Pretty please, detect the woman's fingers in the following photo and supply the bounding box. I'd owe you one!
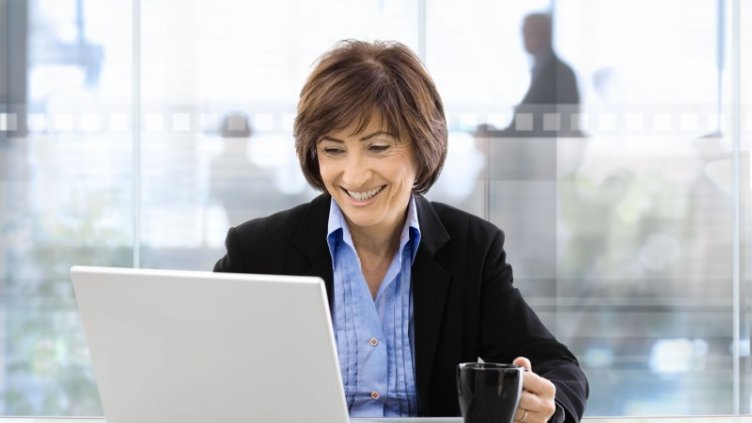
[512,356,557,422]
[513,356,532,370]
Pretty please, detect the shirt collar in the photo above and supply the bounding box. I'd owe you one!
[326,195,422,262]
[403,195,421,263]
[326,197,354,253]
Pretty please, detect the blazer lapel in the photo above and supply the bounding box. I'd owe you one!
[412,195,451,414]
[291,194,335,308]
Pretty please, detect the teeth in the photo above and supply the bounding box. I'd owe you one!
[347,186,382,201]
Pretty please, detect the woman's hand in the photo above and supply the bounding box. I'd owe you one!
[512,356,557,423]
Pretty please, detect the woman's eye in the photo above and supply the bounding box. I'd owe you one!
[369,145,390,153]
[322,147,344,156]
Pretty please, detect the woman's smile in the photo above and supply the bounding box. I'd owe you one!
[343,185,387,204]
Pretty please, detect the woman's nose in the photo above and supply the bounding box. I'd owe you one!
[342,155,371,187]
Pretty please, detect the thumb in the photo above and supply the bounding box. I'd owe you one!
[513,356,532,371]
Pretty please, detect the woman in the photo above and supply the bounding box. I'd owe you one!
[214,40,588,422]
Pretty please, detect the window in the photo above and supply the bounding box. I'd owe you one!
[0,0,749,416]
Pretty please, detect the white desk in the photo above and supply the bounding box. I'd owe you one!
[1,417,752,423]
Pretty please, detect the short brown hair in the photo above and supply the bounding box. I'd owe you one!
[294,39,447,194]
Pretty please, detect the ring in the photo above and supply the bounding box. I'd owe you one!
[520,408,529,422]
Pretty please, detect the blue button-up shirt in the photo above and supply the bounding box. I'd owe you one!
[326,196,421,417]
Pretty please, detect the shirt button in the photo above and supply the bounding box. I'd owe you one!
[369,337,379,347]
[371,390,380,400]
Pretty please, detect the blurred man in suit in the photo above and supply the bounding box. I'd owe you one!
[506,13,580,137]
[475,14,584,315]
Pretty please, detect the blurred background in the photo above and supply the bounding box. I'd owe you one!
[1,0,751,417]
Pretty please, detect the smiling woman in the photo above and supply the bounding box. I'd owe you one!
[213,39,588,421]
[317,117,416,232]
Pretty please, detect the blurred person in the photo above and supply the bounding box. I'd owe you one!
[504,12,581,137]
[209,112,288,226]
[214,40,588,422]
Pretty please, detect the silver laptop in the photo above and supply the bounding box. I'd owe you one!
[71,266,350,423]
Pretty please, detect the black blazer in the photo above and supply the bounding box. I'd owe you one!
[214,193,588,421]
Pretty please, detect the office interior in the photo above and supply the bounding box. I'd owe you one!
[0,0,751,418]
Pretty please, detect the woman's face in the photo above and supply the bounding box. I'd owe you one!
[317,114,417,235]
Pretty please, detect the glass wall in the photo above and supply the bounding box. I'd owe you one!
[0,0,749,416]
[1,0,133,414]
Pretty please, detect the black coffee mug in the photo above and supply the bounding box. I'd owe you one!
[456,362,524,423]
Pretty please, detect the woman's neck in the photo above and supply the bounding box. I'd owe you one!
[348,214,406,299]
[347,213,405,260]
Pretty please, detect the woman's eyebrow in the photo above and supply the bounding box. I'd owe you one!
[360,131,396,141]
[319,136,344,143]
[320,131,396,143]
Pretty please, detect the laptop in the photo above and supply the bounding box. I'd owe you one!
[71,266,351,423]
